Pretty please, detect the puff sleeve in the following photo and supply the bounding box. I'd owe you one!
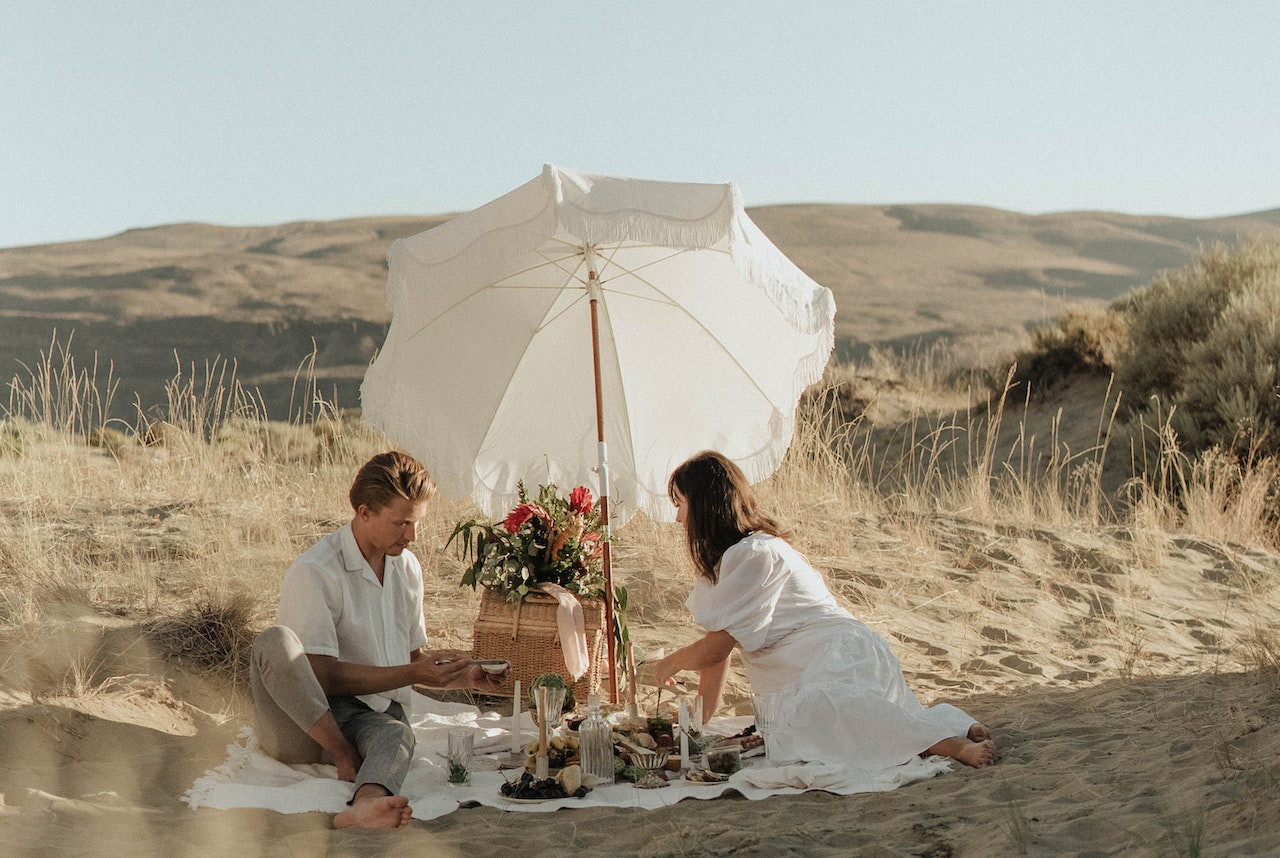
[686,536,788,653]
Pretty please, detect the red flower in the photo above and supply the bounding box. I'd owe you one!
[502,503,548,534]
[568,486,594,515]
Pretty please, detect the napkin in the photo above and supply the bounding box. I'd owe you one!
[736,763,850,791]
[536,582,590,680]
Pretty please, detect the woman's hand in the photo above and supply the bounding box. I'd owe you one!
[654,631,737,687]
[653,653,682,688]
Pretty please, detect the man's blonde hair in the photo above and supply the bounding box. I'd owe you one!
[349,451,435,512]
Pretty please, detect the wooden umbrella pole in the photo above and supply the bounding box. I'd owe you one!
[586,257,619,703]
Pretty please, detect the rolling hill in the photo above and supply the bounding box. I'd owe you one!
[2,205,1278,419]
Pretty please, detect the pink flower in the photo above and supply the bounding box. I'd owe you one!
[502,503,548,534]
[569,486,594,515]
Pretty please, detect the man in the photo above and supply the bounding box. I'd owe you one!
[250,451,496,828]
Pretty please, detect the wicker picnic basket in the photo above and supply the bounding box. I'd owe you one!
[471,587,607,702]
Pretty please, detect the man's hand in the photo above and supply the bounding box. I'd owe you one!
[412,650,507,690]
[333,746,363,782]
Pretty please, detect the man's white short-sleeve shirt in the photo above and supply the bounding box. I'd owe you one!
[276,522,428,713]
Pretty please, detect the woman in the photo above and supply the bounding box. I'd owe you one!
[654,451,995,771]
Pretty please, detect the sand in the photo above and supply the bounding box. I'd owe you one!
[4,516,1279,858]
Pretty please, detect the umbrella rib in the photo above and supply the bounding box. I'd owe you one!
[539,291,589,332]
[488,248,584,289]
[403,249,586,343]
[597,243,732,281]
[593,244,736,309]
[602,260,780,409]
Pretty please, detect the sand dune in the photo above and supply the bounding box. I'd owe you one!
[3,493,1279,856]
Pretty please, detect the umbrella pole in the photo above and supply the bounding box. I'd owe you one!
[587,262,619,703]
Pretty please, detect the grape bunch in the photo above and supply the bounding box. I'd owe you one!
[500,771,589,800]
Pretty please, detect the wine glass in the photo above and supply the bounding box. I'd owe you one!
[750,691,785,764]
[535,685,568,731]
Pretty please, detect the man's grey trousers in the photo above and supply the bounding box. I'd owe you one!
[249,625,415,797]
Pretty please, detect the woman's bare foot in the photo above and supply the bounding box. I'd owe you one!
[333,790,413,829]
[926,736,997,768]
[953,738,996,767]
[967,723,992,743]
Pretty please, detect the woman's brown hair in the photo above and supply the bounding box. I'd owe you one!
[667,450,788,583]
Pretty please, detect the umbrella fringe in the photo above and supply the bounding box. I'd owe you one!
[730,217,839,339]
[554,191,738,253]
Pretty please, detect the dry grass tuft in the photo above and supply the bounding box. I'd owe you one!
[146,591,267,683]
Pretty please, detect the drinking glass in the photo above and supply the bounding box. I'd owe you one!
[447,729,474,785]
[750,692,785,764]
[534,685,568,730]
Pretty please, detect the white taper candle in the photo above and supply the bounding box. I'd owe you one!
[511,679,522,755]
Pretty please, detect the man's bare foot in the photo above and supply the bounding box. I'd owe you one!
[967,723,992,743]
[333,793,412,829]
[926,736,997,768]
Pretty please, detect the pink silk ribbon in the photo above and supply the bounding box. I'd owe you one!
[536,582,590,680]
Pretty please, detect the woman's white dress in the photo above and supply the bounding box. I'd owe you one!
[687,532,974,773]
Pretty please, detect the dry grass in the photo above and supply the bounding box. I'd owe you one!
[4,328,1280,858]
[2,329,1280,717]
[146,592,269,683]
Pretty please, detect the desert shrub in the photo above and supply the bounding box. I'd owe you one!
[213,415,318,463]
[0,419,24,457]
[1177,282,1280,456]
[146,590,266,682]
[1006,307,1129,399]
[312,409,384,464]
[138,418,204,454]
[87,425,134,456]
[1117,241,1280,459]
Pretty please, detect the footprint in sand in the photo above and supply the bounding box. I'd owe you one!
[999,654,1044,675]
[980,626,1020,644]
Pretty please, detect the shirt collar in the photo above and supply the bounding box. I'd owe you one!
[338,522,389,585]
[337,525,376,583]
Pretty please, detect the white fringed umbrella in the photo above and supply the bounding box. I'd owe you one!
[361,164,836,697]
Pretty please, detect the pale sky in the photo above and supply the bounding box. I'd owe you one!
[3,2,1278,250]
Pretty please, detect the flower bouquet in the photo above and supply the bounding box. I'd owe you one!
[450,482,607,601]
[450,482,629,702]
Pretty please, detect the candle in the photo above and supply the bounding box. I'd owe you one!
[535,685,550,779]
[510,679,522,755]
[678,700,690,771]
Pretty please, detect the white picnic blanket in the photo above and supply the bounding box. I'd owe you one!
[183,692,954,820]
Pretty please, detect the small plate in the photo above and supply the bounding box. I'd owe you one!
[681,770,731,785]
[476,659,510,674]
